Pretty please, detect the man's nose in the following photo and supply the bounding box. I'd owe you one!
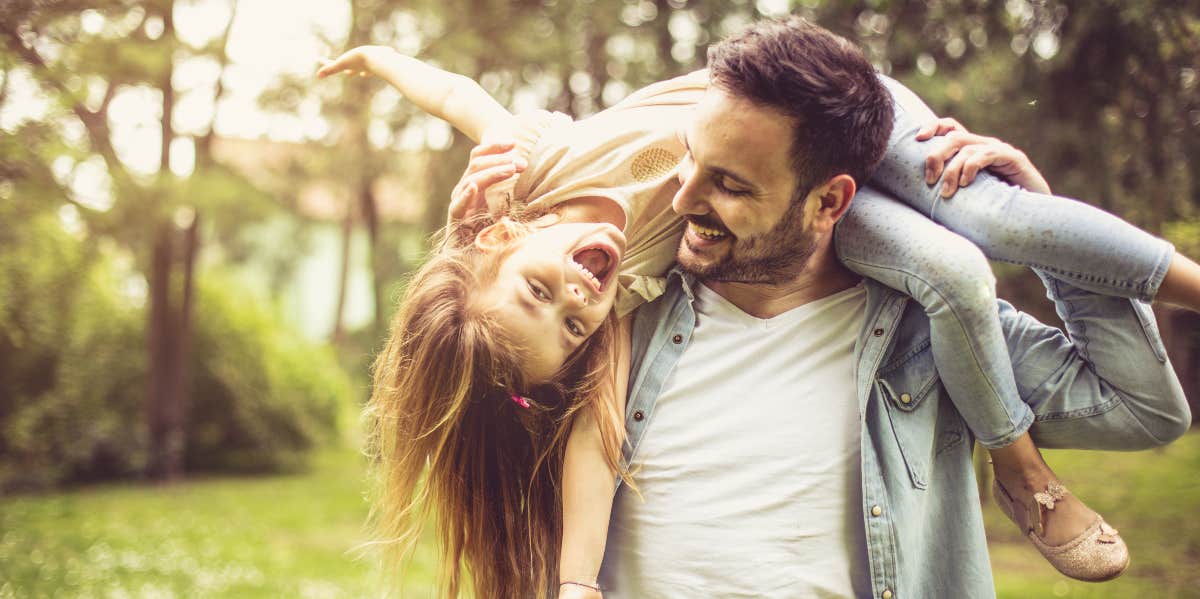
[672,168,705,216]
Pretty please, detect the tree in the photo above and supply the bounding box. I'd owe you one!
[1,0,267,480]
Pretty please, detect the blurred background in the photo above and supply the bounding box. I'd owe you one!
[1,0,1198,597]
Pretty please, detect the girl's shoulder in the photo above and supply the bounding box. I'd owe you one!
[609,70,709,112]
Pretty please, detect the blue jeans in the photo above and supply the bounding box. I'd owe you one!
[834,76,1177,449]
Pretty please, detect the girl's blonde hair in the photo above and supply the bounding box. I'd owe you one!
[366,212,627,598]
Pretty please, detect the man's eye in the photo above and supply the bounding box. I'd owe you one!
[528,280,550,301]
[566,318,585,337]
[716,176,750,196]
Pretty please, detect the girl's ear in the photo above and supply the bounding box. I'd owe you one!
[474,218,518,252]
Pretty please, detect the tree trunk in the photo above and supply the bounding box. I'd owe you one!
[332,206,354,345]
[147,1,188,481]
[359,177,383,338]
[146,223,180,480]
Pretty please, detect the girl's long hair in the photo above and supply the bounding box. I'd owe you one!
[366,212,625,598]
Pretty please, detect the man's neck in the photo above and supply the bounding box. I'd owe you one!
[702,245,862,319]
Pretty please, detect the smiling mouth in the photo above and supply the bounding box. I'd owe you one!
[571,245,616,293]
[688,220,731,241]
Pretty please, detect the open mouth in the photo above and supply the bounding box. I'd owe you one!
[689,220,731,241]
[570,244,618,293]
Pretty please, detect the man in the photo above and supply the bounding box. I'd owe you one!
[591,17,1190,598]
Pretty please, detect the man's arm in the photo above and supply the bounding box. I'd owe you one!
[317,46,514,142]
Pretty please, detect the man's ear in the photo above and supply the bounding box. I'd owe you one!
[475,219,518,252]
[809,174,857,232]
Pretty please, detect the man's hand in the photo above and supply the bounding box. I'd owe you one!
[316,45,394,79]
[447,140,527,224]
[917,117,1051,197]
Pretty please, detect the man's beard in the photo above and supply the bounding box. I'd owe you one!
[676,199,819,285]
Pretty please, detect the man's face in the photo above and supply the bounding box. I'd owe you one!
[672,87,820,284]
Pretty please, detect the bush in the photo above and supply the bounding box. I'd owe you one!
[187,271,352,474]
[0,213,355,491]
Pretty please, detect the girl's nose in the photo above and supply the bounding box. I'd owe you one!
[567,283,589,306]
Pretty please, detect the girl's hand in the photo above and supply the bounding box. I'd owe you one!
[316,45,395,79]
[917,117,1052,197]
[447,140,528,224]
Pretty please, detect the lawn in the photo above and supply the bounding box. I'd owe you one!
[2,435,1198,598]
[0,449,438,598]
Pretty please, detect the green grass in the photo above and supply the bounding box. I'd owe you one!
[988,433,1200,599]
[0,448,438,598]
[2,435,1199,598]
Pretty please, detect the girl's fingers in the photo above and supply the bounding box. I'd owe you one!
[448,163,523,221]
[467,163,522,192]
[464,151,526,175]
[940,145,977,198]
[915,117,966,141]
[958,150,992,188]
[470,140,518,159]
[925,131,988,185]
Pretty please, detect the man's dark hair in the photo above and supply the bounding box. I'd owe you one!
[707,16,894,196]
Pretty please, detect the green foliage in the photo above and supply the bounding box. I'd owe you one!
[0,204,146,490]
[187,270,352,474]
[0,212,354,490]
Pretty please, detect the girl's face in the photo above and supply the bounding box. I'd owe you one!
[477,220,626,383]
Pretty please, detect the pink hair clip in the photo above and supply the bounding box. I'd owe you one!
[510,393,531,409]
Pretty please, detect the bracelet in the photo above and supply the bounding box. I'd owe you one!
[560,580,602,592]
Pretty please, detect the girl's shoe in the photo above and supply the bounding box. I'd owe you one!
[991,479,1129,582]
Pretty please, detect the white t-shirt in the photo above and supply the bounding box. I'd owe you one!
[600,282,872,599]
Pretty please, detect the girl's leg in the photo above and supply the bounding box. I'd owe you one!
[836,190,1110,550]
[837,188,1032,448]
[873,75,1176,304]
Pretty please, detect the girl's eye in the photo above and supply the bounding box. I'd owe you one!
[528,280,550,302]
[566,318,585,337]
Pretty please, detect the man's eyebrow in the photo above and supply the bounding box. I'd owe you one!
[682,131,757,189]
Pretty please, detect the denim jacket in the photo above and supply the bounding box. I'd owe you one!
[605,267,1189,598]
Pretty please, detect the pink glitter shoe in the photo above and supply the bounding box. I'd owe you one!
[992,479,1129,582]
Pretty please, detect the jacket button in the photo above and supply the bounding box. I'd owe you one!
[672,334,683,344]
[871,505,882,517]
[633,410,645,422]
[873,328,884,337]
[881,590,893,599]
[899,393,912,405]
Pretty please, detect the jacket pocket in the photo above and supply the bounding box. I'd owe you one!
[876,338,941,489]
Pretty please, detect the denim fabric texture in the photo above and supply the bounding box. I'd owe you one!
[605,268,1189,598]
[834,75,1175,449]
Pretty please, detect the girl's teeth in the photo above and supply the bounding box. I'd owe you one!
[572,259,601,288]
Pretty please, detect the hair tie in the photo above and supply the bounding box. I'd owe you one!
[510,393,531,409]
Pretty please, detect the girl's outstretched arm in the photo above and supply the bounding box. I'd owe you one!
[317,45,514,143]
[559,316,633,599]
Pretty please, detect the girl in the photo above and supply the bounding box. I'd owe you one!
[318,25,1200,599]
